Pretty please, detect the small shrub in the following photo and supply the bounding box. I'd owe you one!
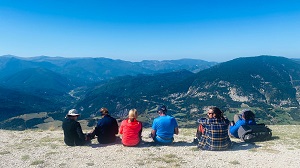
[48,125,56,131]
[86,162,94,166]
[190,147,198,151]
[21,155,30,161]
[46,151,58,156]
[59,163,67,167]
[21,138,32,142]
[0,151,10,155]
[229,160,240,165]
[248,148,258,152]
[31,160,44,165]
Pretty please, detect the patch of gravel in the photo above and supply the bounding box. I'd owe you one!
[0,126,299,168]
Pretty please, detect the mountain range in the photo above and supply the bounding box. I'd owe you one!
[0,55,299,129]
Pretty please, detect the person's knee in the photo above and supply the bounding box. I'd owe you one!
[233,114,241,123]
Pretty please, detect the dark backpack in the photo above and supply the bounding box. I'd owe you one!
[238,124,272,142]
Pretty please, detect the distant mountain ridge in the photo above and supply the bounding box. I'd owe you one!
[188,56,300,107]
[0,55,216,128]
[75,56,300,126]
[1,55,300,129]
[0,55,217,83]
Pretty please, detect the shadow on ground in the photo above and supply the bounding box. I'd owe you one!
[230,141,261,151]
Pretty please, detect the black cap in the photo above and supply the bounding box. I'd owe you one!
[157,105,167,113]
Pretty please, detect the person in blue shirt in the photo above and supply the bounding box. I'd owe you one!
[229,109,257,138]
[151,105,179,145]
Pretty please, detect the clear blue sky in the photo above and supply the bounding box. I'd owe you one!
[1,0,300,62]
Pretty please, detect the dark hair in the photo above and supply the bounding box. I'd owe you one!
[243,110,255,121]
[209,107,225,120]
[157,105,167,114]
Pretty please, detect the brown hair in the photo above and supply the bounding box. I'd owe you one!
[100,107,108,115]
[209,107,225,120]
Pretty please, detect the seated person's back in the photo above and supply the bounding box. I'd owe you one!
[197,107,231,151]
[62,109,88,146]
[229,109,256,138]
[119,109,142,146]
[151,105,179,145]
[94,108,118,144]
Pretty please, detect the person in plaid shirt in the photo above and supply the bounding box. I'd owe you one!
[197,107,231,150]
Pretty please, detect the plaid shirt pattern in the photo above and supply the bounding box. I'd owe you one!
[197,118,231,151]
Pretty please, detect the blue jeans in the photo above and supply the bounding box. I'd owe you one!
[153,136,174,145]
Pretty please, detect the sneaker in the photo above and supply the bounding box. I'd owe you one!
[193,138,199,144]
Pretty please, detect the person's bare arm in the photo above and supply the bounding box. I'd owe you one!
[174,127,179,135]
[151,129,156,138]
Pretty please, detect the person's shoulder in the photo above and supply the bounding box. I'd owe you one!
[153,116,162,123]
[62,118,69,122]
[73,120,81,126]
[109,115,117,120]
[169,115,177,121]
[121,119,129,124]
[137,120,142,125]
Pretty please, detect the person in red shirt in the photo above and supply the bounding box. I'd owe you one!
[119,109,142,146]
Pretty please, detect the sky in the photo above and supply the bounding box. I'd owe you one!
[1,0,300,62]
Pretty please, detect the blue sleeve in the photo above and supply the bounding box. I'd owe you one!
[229,119,244,135]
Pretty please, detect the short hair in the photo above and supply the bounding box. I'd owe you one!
[100,107,109,114]
[157,105,167,114]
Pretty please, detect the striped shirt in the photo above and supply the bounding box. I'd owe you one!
[197,118,231,151]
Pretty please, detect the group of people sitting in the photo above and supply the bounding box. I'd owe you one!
[62,105,256,150]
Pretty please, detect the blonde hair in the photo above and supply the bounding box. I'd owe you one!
[128,109,138,121]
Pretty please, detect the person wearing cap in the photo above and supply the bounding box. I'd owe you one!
[62,109,89,146]
[92,107,118,144]
[119,109,143,146]
[151,105,179,145]
[229,109,257,138]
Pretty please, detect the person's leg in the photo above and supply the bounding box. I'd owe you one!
[152,136,158,143]
[233,114,242,123]
[154,136,173,145]
[196,128,202,139]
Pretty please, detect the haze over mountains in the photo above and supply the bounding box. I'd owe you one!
[0,55,300,129]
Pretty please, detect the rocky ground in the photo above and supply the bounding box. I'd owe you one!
[0,125,299,168]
